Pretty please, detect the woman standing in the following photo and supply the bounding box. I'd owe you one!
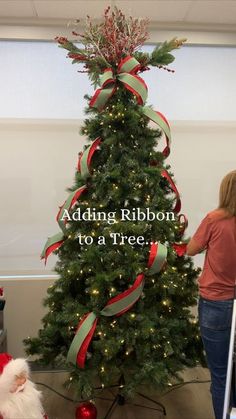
[187,170,236,419]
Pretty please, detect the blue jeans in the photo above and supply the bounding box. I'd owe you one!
[198,297,234,419]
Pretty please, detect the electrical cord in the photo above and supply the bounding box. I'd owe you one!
[161,379,211,396]
[36,382,117,404]
[35,382,77,403]
[36,379,211,403]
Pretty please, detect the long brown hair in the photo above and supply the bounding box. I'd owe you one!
[218,170,236,217]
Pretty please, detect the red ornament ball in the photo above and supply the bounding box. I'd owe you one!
[75,402,97,419]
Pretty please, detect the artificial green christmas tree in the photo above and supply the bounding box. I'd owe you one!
[25,7,204,399]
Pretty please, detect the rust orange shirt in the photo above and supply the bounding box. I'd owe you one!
[192,211,236,300]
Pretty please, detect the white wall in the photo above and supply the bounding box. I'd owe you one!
[0,120,84,275]
[169,121,236,268]
[1,277,54,357]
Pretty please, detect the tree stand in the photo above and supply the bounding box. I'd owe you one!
[97,375,166,419]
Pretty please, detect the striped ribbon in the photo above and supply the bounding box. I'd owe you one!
[90,56,148,111]
[78,138,101,179]
[142,106,171,158]
[41,186,87,263]
[147,242,168,275]
[67,241,167,368]
[41,232,65,265]
[56,186,87,233]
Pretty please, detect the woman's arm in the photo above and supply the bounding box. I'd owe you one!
[186,214,212,256]
[186,238,204,256]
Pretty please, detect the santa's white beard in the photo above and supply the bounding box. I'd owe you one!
[0,379,45,419]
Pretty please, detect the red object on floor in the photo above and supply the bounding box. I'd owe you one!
[75,401,97,418]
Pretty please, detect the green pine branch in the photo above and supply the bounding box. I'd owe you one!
[149,38,187,67]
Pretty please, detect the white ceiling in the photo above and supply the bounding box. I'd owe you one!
[0,0,236,29]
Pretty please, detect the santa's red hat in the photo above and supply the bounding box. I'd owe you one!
[0,353,29,387]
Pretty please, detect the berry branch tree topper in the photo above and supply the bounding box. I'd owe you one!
[55,6,186,86]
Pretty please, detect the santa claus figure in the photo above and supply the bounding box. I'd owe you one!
[0,353,48,419]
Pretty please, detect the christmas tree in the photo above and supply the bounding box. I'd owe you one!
[25,7,204,399]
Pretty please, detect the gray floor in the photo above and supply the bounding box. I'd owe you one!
[32,367,214,419]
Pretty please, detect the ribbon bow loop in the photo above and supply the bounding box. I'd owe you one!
[117,56,141,74]
[99,68,115,88]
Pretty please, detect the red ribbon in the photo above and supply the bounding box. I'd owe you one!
[161,169,181,213]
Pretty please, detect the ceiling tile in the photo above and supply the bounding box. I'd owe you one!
[115,0,193,22]
[34,0,109,19]
[0,1,36,17]
[1,0,236,27]
[34,0,193,22]
[186,0,236,24]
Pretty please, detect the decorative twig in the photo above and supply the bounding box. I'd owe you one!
[55,6,186,84]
